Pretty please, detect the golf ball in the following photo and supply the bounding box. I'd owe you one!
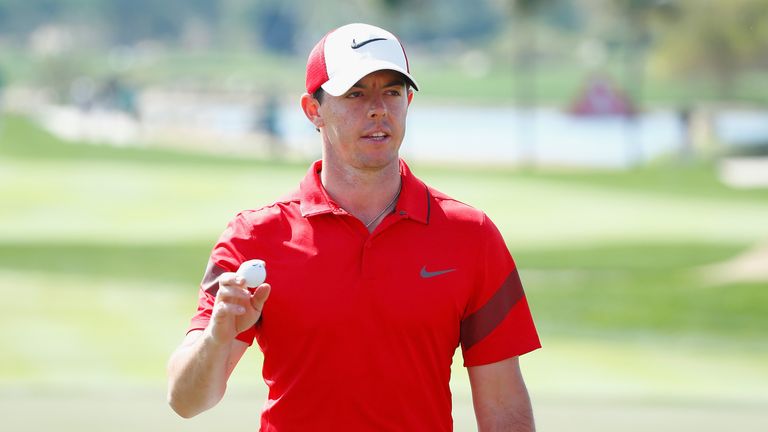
[237,259,267,287]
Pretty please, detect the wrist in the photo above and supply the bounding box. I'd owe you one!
[201,326,233,349]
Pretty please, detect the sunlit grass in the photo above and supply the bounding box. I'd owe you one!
[4,47,768,105]
[1,114,767,430]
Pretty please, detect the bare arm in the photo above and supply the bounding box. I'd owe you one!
[468,356,535,432]
[167,273,270,418]
[166,330,248,417]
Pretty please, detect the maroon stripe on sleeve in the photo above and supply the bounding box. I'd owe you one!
[202,260,228,296]
[461,268,525,351]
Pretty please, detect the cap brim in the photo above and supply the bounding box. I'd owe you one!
[321,60,419,97]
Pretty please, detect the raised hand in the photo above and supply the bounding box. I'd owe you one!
[208,273,271,344]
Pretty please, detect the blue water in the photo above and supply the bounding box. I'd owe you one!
[275,105,768,168]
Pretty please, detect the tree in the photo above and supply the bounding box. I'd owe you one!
[507,0,558,167]
[611,0,678,108]
[102,0,222,45]
[608,0,679,164]
[246,1,299,54]
[650,0,768,98]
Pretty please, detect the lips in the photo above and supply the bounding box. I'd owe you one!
[362,130,390,141]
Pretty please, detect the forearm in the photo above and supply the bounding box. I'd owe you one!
[168,273,268,417]
[469,357,536,432]
[166,330,233,418]
[475,391,535,432]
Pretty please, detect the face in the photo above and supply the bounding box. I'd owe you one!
[302,70,414,173]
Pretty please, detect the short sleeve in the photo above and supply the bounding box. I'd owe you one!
[186,213,258,346]
[460,214,541,366]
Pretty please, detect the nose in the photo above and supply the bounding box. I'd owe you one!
[367,95,387,119]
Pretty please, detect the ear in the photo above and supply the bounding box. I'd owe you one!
[300,93,324,129]
[407,88,414,106]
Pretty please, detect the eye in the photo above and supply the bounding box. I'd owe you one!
[345,91,363,98]
[386,89,402,96]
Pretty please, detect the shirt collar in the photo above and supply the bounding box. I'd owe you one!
[298,160,339,217]
[395,159,430,225]
[298,159,430,225]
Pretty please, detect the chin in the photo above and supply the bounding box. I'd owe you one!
[356,153,399,171]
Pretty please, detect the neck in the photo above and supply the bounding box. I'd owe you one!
[320,159,402,230]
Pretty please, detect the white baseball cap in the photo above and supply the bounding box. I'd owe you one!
[305,23,419,97]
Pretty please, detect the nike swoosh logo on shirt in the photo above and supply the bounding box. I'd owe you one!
[420,266,456,279]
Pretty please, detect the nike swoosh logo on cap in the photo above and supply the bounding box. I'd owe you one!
[420,266,456,279]
[351,37,387,49]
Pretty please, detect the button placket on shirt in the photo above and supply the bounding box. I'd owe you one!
[360,208,411,280]
[360,235,376,281]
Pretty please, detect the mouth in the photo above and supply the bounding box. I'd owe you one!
[362,131,390,142]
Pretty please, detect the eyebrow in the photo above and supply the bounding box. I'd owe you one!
[350,79,406,89]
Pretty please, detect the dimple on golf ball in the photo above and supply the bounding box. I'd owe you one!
[237,259,267,287]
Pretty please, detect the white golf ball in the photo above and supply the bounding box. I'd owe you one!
[237,259,267,287]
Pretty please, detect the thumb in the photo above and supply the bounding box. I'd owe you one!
[250,283,271,313]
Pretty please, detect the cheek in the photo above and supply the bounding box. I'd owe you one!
[327,106,356,128]
[390,100,409,119]
[391,107,409,131]
[325,109,359,143]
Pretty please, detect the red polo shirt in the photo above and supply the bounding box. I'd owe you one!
[189,159,540,431]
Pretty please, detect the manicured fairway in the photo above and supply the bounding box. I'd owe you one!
[2,114,767,431]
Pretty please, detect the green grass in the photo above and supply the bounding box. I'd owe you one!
[0,114,304,168]
[2,112,767,340]
[0,242,211,286]
[1,113,767,430]
[1,241,764,341]
[4,47,768,106]
[524,252,768,339]
[416,160,768,203]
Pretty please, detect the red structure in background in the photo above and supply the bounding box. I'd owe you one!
[569,74,636,117]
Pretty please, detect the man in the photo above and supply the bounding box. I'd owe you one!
[167,23,541,431]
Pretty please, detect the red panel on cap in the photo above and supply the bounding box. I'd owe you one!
[305,33,331,94]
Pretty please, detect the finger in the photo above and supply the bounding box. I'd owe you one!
[250,283,271,312]
[216,283,250,302]
[218,272,246,289]
[216,273,249,301]
[213,300,247,317]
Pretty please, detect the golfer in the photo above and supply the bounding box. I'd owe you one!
[168,23,541,431]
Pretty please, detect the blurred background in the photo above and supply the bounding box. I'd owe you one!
[1,0,767,431]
